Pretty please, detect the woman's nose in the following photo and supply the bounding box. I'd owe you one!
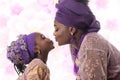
[53,32,56,36]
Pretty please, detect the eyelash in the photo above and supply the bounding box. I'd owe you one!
[55,29,58,32]
[41,35,46,39]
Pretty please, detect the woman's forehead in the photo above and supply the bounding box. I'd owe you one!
[54,20,61,25]
[54,20,68,28]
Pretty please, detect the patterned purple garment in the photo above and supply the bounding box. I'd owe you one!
[70,32,120,80]
[7,33,36,65]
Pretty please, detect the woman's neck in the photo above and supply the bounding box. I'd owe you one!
[72,30,83,49]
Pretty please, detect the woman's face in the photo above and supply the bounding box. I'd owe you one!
[35,33,54,53]
[54,20,71,45]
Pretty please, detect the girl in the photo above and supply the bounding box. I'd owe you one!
[7,32,54,80]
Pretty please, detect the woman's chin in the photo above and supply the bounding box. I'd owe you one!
[58,42,68,46]
[58,43,65,46]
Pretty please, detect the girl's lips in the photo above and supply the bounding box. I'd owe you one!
[50,40,54,45]
[50,42,55,48]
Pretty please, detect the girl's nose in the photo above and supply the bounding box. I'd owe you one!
[45,36,51,41]
[46,38,53,43]
[45,34,50,39]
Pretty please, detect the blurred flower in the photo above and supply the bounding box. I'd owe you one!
[0,15,9,27]
[95,0,108,9]
[105,19,119,31]
[11,4,23,15]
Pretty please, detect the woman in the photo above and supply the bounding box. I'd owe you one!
[7,32,54,80]
[53,0,120,80]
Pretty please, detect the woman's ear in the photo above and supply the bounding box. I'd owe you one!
[68,27,76,35]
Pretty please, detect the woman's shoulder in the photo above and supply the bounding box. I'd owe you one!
[83,32,106,44]
[85,32,104,40]
[81,32,109,50]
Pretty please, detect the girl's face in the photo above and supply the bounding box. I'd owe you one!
[35,33,54,54]
[54,20,71,45]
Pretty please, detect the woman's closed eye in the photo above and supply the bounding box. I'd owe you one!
[55,29,58,32]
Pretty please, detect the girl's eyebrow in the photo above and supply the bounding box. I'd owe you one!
[40,34,46,38]
[40,33,43,36]
[39,34,43,37]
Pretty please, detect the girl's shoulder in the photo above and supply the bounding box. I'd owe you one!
[17,59,50,80]
[27,59,48,71]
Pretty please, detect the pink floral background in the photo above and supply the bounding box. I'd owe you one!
[0,0,120,80]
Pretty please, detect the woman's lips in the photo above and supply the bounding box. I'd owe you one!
[55,37,57,41]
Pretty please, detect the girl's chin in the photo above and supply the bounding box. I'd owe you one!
[50,46,55,50]
[51,46,55,49]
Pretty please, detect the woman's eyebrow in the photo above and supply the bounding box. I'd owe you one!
[54,24,57,27]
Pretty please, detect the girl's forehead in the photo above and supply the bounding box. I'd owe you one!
[36,33,42,36]
[36,33,42,38]
[36,33,45,38]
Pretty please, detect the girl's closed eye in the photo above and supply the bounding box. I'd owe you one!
[41,35,46,39]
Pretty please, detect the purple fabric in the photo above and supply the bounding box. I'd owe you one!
[108,73,120,80]
[7,32,36,65]
[73,33,87,74]
[55,0,100,32]
[24,32,36,59]
[73,48,79,74]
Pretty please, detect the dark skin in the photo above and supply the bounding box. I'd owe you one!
[34,33,54,63]
[15,32,54,74]
[54,20,83,49]
[70,28,84,49]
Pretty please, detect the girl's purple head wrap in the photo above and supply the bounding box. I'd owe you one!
[7,32,36,65]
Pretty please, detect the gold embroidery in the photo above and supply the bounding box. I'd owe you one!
[75,58,79,66]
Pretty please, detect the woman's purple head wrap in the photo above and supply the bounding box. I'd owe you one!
[7,32,36,65]
[55,0,100,32]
